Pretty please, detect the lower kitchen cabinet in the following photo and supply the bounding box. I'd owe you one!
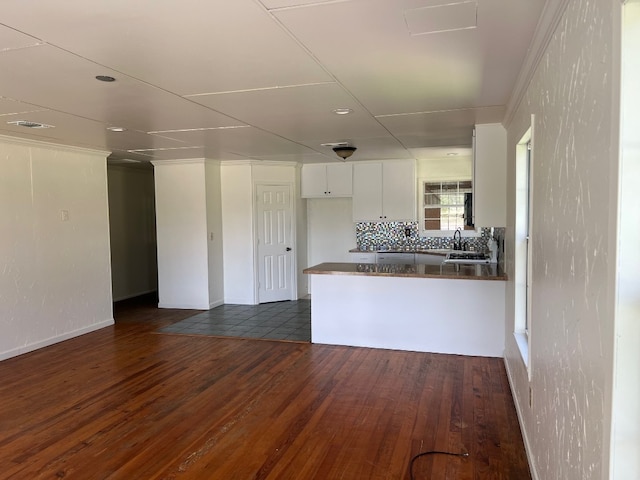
[350,252,377,263]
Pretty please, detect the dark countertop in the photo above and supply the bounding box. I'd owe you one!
[303,262,507,281]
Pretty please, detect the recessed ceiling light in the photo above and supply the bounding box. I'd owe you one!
[332,108,353,115]
[107,126,127,132]
[96,75,116,82]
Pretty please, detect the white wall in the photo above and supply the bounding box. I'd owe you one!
[153,160,211,309]
[295,166,308,297]
[416,155,472,181]
[221,163,255,304]
[307,198,354,267]
[504,1,619,479]
[0,136,113,361]
[221,162,301,304]
[205,160,224,307]
[107,164,157,301]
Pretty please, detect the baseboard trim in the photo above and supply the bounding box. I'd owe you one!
[112,289,157,302]
[504,357,539,480]
[209,299,224,309]
[222,298,256,306]
[158,302,211,310]
[0,319,114,362]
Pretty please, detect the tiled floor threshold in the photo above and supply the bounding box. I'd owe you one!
[158,299,311,342]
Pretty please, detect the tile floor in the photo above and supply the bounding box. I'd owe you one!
[158,299,311,342]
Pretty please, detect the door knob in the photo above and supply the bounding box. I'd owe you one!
[286,247,292,251]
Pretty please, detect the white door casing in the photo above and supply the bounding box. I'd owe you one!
[256,184,294,303]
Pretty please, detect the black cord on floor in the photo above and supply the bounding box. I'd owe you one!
[409,450,469,480]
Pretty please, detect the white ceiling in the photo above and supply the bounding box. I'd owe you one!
[0,0,548,164]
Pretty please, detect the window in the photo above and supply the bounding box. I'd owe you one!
[524,142,532,338]
[422,180,473,231]
[514,122,533,373]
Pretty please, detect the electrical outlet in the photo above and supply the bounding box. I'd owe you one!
[60,210,69,222]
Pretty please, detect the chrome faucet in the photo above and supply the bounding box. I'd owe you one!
[452,228,462,250]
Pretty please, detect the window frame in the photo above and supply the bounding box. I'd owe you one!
[514,120,534,376]
[417,177,480,237]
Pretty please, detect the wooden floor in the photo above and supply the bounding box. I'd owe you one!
[0,296,530,480]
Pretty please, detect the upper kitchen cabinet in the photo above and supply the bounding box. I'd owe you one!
[301,163,353,198]
[352,160,416,222]
[473,124,507,227]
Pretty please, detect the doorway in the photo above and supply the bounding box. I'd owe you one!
[107,161,158,305]
[255,183,295,304]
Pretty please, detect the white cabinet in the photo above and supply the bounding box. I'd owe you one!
[301,163,352,198]
[352,160,416,222]
[376,252,415,264]
[415,253,445,265]
[350,252,376,263]
[474,124,506,227]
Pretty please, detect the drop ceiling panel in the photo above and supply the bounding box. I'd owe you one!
[377,106,504,136]
[0,0,548,164]
[0,97,45,116]
[396,129,474,149]
[260,0,351,9]
[0,25,41,51]
[0,110,187,152]
[157,126,318,158]
[0,0,332,96]
[190,83,389,141]
[404,1,477,36]
[252,152,336,164]
[273,0,544,115]
[0,45,243,133]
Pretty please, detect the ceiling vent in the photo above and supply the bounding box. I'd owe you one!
[7,120,54,129]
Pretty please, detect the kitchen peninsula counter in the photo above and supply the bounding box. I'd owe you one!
[303,262,507,281]
[304,262,506,357]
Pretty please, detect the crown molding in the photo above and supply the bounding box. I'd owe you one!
[0,133,110,158]
[150,158,206,166]
[253,160,299,167]
[503,0,571,128]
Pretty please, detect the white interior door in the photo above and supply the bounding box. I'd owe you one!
[256,184,293,303]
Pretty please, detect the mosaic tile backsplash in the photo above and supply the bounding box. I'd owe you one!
[355,222,505,256]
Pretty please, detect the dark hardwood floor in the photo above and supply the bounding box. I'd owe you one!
[0,295,530,479]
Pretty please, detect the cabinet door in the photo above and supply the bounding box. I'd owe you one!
[382,160,416,221]
[352,163,383,221]
[415,253,445,265]
[350,252,376,263]
[326,163,353,196]
[301,164,328,197]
